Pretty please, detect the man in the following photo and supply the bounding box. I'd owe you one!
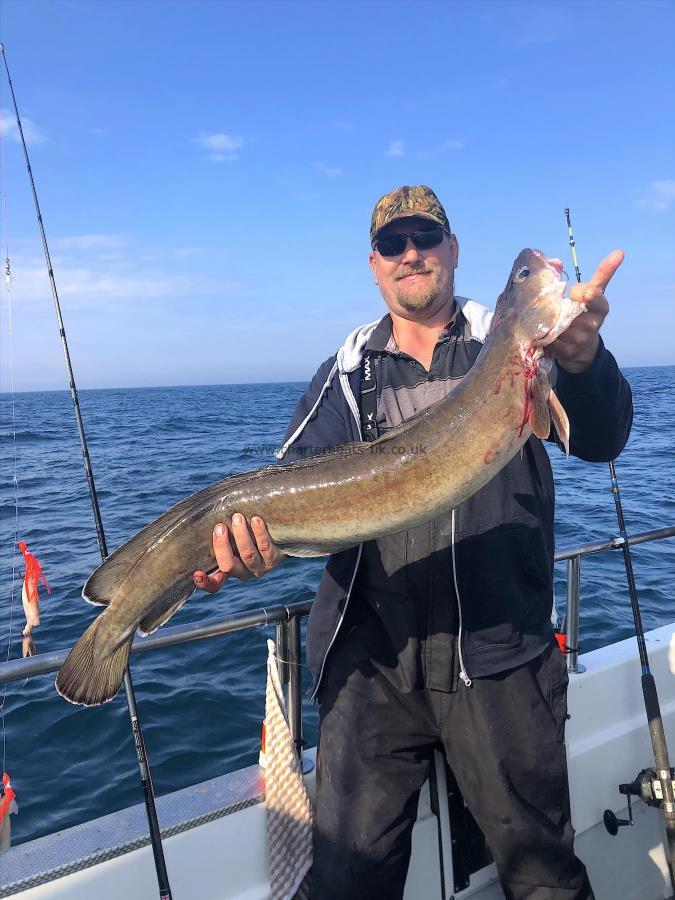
[194,186,632,899]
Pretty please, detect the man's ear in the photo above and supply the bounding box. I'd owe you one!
[450,233,459,270]
[369,251,378,284]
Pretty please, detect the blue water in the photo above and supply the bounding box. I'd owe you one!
[0,369,673,846]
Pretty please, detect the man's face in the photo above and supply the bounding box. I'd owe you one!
[368,215,459,320]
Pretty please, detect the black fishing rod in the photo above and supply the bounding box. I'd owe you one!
[1,44,173,899]
[565,208,675,890]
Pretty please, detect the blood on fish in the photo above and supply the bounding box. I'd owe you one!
[484,433,504,466]
[518,348,538,437]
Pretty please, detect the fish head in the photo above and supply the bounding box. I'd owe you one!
[493,249,585,350]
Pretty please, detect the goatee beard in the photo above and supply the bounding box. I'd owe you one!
[394,270,442,312]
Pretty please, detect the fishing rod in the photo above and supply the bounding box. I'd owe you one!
[564,208,675,890]
[0,44,173,899]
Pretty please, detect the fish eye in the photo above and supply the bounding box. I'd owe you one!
[514,266,531,282]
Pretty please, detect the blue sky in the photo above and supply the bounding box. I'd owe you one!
[0,0,673,391]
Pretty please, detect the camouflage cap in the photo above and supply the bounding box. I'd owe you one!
[370,185,450,246]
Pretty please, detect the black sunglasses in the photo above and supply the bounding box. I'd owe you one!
[373,226,449,258]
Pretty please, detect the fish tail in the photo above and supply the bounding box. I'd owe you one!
[55,616,131,706]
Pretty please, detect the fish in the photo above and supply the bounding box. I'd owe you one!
[55,248,584,706]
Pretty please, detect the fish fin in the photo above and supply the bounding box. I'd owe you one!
[80,471,263,605]
[82,532,163,605]
[55,616,131,706]
[548,389,570,456]
[138,586,196,636]
[528,370,551,440]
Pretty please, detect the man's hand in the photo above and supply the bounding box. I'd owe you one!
[548,249,624,374]
[193,514,285,593]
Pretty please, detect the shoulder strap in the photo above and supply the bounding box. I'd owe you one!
[359,354,379,442]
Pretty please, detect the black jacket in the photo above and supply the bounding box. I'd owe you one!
[276,302,633,699]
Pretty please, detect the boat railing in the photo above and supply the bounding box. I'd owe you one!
[555,523,675,674]
[1,523,674,753]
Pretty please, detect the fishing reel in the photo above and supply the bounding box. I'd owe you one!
[604,767,675,835]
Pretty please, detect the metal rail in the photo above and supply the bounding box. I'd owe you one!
[557,524,675,674]
[1,525,674,741]
[0,600,313,752]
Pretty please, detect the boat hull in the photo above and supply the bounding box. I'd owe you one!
[3,624,674,900]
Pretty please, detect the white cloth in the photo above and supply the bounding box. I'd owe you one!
[264,639,313,900]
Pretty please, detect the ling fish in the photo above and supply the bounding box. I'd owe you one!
[56,249,583,706]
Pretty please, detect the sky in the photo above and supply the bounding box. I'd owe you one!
[0,0,673,392]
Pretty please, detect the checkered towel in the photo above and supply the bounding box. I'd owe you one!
[265,639,313,900]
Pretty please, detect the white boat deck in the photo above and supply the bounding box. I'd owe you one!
[1,624,674,900]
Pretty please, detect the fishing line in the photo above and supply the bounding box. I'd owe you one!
[272,652,312,673]
[0,44,172,899]
[0,188,21,776]
[564,207,675,890]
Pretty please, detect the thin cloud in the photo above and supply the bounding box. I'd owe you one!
[500,4,569,48]
[386,140,405,157]
[174,247,205,258]
[5,256,242,311]
[417,139,464,159]
[296,193,320,203]
[193,131,247,162]
[54,234,127,251]
[315,161,343,177]
[0,107,46,145]
[636,180,675,212]
[652,180,675,208]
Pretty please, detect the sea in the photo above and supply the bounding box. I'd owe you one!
[1,367,674,847]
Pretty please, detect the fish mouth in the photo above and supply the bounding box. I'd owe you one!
[529,251,586,347]
[532,250,566,280]
[539,282,587,347]
[546,256,564,276]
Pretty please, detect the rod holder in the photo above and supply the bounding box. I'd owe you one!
[566,555,585,674]
[287,615,303,758]
[275,620,289,686]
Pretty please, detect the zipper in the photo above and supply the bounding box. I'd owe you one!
[310,374,364,701]
[451,508,472,687]
[309,544,363,700]
[340,370,362,431]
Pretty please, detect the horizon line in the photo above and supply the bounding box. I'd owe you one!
[1,363,674,396]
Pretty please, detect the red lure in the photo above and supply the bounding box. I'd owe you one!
[18,540,51,605]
